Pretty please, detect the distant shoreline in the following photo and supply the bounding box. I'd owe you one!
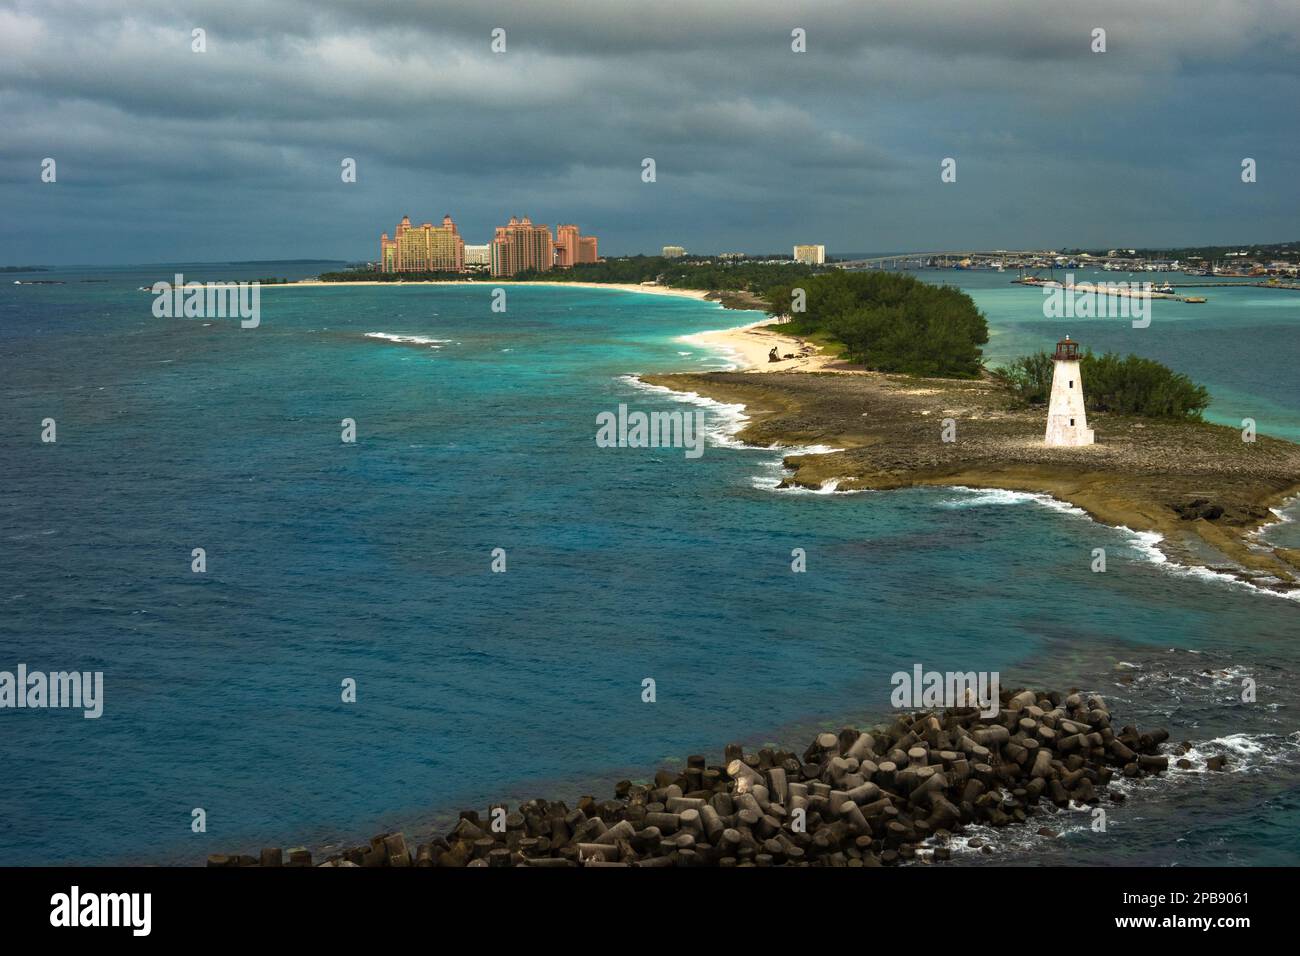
[264,278,775,312]
[267,278,712,300]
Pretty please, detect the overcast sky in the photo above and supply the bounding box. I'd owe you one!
[2,0,1298,264]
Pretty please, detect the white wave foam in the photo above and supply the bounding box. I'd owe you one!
[921,801,1094,862]
[1267,507,1294,524]
[676,330,746,371]
[619,374,750,447]
[766,476,868,495]
[621,374,857,494]
[1124,662,1257,695]
[789,443,844,457]
[939,486,1088,518]
[1134,548,1300,602]
[1095,732,1300,812]
[939,490,1297,601]
[364,332,449,348]
[1162,732,1300,779]
[1115,525,1167,564]
[1250,494,1300,544]
[748,440,851,492]
[935,731,1299,860]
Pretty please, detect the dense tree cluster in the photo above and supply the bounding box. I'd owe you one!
[766,271,989,378]
[996,351,1210,420]
[317,257,826,291]
[514,256,824,291]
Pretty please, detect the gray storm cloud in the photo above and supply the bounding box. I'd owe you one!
[1,0,1297,262]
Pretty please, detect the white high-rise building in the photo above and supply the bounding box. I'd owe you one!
[1044,336,1095,447]
[463,244,491,268]
[662,245,686,258]
[793,244,826,265]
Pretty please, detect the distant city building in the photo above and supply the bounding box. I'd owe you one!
[556,224,599,267]
[488,218,599,275]
[556,225,578,267]
[491,216,555,277]
[663,245,686,258]
[793,244,826,265]
[381,215,464,273]
[377,215,596,277]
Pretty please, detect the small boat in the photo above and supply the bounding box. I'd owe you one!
[1182,296,1207,303]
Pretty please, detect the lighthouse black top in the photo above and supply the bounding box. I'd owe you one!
[1052,336,1081,361]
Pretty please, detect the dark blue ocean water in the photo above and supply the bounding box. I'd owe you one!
[1,264,1297,865]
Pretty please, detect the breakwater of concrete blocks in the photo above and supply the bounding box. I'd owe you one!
[207,687,1176,868]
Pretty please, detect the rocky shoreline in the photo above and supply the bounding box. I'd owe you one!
[641,365,1300,594]
[206,687,1191,868]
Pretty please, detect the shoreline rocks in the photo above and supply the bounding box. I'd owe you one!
[638,368,1300,594]
[208,687,1174,868]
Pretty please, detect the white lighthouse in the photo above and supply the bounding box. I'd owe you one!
[1044,335,1095,447]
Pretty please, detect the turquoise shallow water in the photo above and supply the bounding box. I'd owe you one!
[0,264,1297,865]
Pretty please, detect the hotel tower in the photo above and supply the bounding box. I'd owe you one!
[490,216,555,277]
[380,215,465,273]
[554,224,599,268]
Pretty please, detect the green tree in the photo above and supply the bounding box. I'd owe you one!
[995,350,1210,420]
[766,271,989,377]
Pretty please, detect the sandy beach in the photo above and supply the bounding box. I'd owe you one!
[680,318,835,372]
[267,279,713,301]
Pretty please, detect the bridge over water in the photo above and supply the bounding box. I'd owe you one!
[835,252,1191,271]
[837,251,1053,269]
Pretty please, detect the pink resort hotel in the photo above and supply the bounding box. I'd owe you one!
[379,215,599,277]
